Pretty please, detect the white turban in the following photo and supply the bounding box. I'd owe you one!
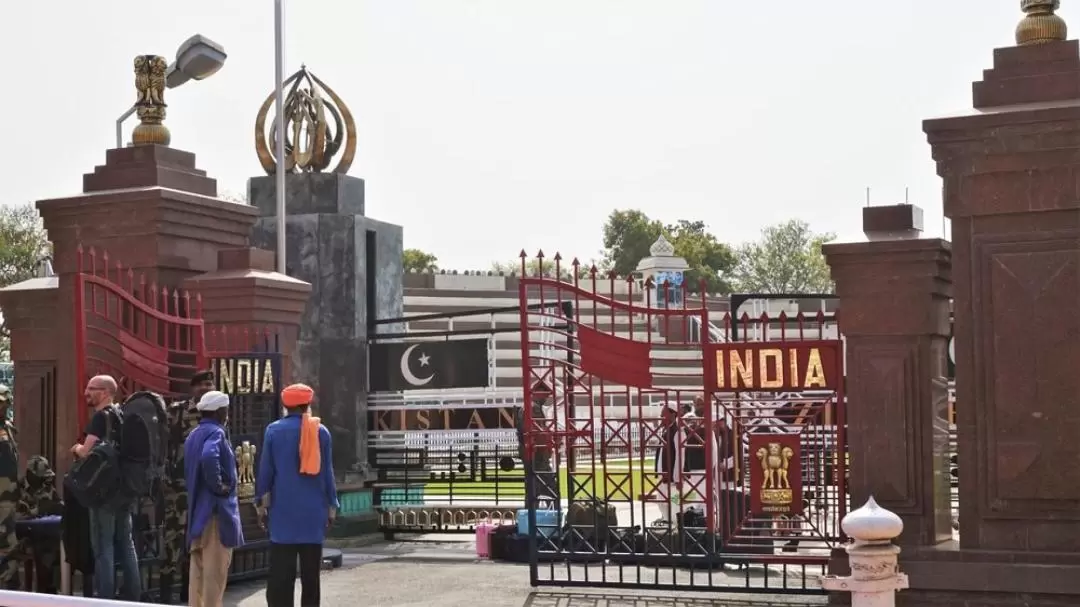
[196,390,230,412]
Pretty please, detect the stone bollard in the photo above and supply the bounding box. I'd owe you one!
[822,496,910,607]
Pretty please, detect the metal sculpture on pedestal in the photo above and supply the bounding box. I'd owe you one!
[236,441,257,500]
[1016,0,1066,45]
[133,55,171,146]
[254,65,357,175]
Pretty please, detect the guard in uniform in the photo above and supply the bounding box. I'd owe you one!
[10,455,63,592]
[159,371,215,604]
[0,385,20,588]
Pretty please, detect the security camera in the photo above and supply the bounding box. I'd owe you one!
[166,34,227,89]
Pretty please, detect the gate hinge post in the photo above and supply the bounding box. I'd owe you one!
[821,496,909,607]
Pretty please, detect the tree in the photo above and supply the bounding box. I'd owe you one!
[403,248,439,273]
[730,219,835,294]
[0,204,51,360]
[600,210,735,293]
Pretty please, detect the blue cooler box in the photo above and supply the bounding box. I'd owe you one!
[517,508,561,538]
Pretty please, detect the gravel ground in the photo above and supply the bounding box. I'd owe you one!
[222,539,828,607]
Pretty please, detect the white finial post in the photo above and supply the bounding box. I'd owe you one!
[821,496,909,606]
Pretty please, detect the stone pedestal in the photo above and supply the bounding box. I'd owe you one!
[248,173,404,483]
[183,247,312,381]
[888,36,1080,607]
[824,237,953,547]
[39,145,257,286]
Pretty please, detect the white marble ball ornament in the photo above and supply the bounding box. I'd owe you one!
[842,496,904,542]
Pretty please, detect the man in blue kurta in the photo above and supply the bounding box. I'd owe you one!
[255,383,338,607]
[184,390,244,607]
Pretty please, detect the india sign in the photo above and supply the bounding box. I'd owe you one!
[705,342,842,391]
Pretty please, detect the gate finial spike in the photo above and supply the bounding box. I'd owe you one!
[536,250,545,258]
[518,249,528,258]
[553,252,562,262]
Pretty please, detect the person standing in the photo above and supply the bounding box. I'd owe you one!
[184,390,243,607]
[255,383,338,607]
[70,375,141,601]
[0,385,20,588]
[9,456,64,593]
[653,402,681,528]
[160,370,215,604]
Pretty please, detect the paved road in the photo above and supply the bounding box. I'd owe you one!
[223,541,827,607]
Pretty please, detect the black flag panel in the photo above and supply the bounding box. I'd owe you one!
[369,339,490,392]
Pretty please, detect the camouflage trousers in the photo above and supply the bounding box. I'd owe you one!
[160,486,189,579]
[0,536,59,589]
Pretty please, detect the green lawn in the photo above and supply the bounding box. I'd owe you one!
[408,457,657,503]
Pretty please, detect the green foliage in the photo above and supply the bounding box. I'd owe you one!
[600,210,735,293]
[0,204,51,361]
[731,219,835,294]
[403,248,439,273]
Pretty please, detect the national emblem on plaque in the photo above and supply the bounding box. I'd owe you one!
[748,434,803,516]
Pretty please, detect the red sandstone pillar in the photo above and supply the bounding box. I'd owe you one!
[183,248,311,383]
[824,206,953,547]
[924,37,1080,556]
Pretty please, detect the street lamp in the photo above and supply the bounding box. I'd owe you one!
[115,34,228,148]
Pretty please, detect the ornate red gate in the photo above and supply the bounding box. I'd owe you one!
[519,251,845,594]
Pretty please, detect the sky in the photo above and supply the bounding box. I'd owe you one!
[0,1,1064,270]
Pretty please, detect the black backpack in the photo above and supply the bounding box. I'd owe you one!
[65,407,123,508]
[117,391,169,498]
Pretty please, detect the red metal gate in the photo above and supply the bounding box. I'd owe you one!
[73,245,281,417]
[519,252,845,594]
[73,245,206,432]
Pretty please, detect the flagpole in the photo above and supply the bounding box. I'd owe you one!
[274,0,287,274]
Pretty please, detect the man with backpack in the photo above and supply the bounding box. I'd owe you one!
[70,375,141,601]
[160,370,215,604]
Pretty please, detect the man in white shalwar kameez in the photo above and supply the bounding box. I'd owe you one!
[653,400,723,529]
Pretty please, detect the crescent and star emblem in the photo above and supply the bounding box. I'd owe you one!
[400,344,435,387]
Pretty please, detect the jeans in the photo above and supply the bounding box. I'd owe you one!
[266,543,322,607]
[88,504,142,601]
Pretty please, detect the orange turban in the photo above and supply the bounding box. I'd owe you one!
[281,383,321,476]
[281,383,314,408]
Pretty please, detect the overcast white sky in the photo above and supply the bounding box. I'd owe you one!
[0,1,1060,270]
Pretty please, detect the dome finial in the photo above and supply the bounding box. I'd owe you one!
[649,234,675,257]
[1016,0,1066,46]
[842,496,904,543]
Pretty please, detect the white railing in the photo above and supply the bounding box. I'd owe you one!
[688,315,727,343]
[0,591,157,607]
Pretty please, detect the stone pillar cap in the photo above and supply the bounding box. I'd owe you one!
[842,496,904,542]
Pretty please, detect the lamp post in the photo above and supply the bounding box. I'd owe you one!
[274,0,287,273]
[114,34,227,149]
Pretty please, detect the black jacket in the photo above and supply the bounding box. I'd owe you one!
[61,487,94,574]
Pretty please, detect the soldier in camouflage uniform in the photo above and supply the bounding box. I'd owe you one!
[159,370,215,604]
[0,456,64,592]
[0,385,20,588]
